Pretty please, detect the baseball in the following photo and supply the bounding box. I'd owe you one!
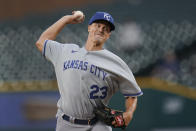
[74,11,84,20]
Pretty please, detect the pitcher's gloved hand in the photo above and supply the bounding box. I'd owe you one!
[94,106,126,129]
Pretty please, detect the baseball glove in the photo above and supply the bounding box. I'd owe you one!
[94,106,126,129]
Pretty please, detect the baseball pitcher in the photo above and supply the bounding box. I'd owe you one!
[35,11,143,131]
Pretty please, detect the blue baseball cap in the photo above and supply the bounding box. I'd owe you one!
[88,12,115,31]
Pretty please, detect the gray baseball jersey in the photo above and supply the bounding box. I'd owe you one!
[42,40,142,120]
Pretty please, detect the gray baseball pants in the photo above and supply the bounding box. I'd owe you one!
[56,115,112,131]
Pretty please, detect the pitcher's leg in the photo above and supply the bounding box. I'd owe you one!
[91,121,112,131]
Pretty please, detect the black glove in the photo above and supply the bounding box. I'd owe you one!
[94,106,126,129]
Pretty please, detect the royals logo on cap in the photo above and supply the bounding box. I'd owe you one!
[104,13,111,21]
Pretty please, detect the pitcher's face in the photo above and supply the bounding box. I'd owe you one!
[88,21,111,45]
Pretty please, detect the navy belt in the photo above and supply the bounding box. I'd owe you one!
[62,114,97,125]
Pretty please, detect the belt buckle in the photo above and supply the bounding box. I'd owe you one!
[69,116,75,124]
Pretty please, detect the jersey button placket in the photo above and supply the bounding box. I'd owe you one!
[83,50,88,61]
[80,50,87,80]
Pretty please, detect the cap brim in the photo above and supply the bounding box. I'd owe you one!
[91,19,115,31]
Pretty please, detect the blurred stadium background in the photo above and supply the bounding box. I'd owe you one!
[0,0,196,131]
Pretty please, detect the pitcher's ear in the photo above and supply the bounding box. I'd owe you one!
[88,25,91,32]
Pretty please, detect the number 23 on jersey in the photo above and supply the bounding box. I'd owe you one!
[90,85,108,99]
